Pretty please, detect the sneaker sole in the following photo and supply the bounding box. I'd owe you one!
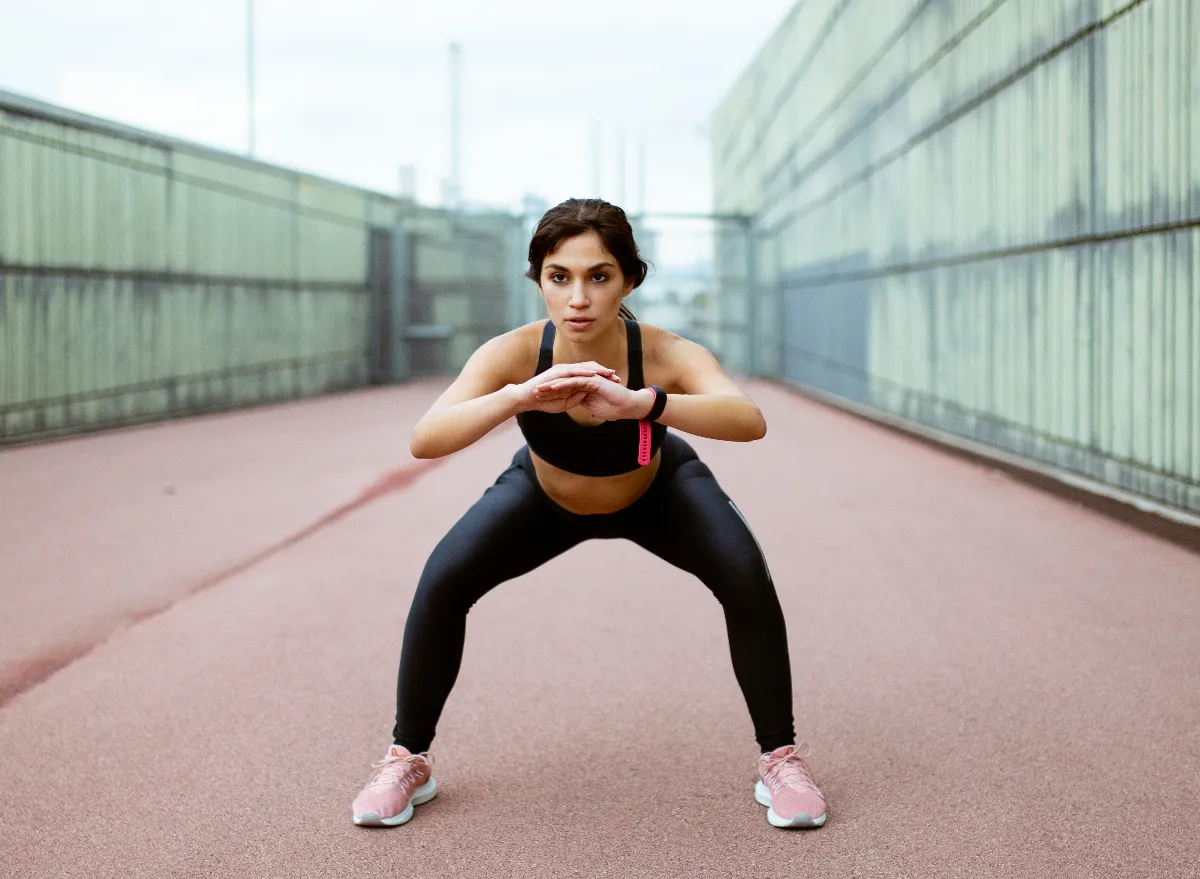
[353,777,438,827]
[754,780,827,828]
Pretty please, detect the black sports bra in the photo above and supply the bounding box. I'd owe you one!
[515,319,668,477]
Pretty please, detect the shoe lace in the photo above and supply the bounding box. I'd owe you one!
[367,751,431,789]
[766,744,819,794]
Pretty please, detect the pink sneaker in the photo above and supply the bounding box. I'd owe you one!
[755,744,827,828]
[351,745,437,827]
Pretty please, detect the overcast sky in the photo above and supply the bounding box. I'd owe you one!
[0,0,795,214]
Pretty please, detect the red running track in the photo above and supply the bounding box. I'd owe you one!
[1,381,1198,878]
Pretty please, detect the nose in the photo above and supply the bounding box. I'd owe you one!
[568,280,589,308]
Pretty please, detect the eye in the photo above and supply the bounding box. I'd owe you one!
[549,273,567,284]
[592,273,608,283]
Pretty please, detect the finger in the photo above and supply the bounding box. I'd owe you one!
[538,375,593,389]
[568,364,616,379]
[542,369,591,386]
[537,378,578,390]
[539,377,596,393]
[558,362,616,378]
[536,385,593,402]
[534,386,580,399]
[582,362,621,381]
[555,361,612,372]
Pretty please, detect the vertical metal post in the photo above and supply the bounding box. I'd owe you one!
[616,125,626,207]
[367,228,394,384]
[246,0,256,156]
[449,42,462,210]
[775,229,786,379]
[592,122,603,197]
[636,131,647,214]
[390,218,412,381]
[398,165,416,200]
[744,217,759,377]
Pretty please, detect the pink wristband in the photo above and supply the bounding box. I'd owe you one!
[637,388,656,466]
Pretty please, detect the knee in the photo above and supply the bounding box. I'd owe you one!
[412,553,482,617]
[703,550,780,614]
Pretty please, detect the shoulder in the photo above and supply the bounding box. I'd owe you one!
[637,323,721,385]
[468,321,545,382]
[639,322,713,363]
[493,320,547,351]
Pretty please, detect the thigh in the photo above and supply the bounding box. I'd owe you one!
[628,457,775,600]
[415,461,583,611]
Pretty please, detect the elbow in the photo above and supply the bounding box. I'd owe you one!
[745,409,767,441]
[409,426,438,459]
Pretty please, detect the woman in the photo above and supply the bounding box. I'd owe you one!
[352,198,826,829]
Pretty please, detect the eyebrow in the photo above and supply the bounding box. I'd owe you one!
[545,262,617,272]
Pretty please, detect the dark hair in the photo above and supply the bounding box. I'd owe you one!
[526,198,649,320]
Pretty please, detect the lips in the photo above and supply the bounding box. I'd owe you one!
[565,318,594,329]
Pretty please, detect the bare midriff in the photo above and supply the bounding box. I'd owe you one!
[529,447,661,515]
[519,333,666,514]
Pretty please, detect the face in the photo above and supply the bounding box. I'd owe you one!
[538,231,633,337]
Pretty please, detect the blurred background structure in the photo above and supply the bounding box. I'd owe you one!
[0,88,524,437]
[2,0,1198,525]
[713,0,1199,519]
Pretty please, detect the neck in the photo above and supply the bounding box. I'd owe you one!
[555,316,628,371]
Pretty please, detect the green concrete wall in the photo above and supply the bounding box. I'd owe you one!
[0,90,526,444]
[714,0,1200,515]
[0,90,400,442]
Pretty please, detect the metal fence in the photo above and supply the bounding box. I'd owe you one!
[0,88,755,447]
[715,0,1200,516]
[0,89,389,442]
[0,89,526,445]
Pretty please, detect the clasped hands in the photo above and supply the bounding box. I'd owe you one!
[513,362,655,422]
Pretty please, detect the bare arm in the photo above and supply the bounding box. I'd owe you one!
[648,337,767,441]
[410,330,622,458]
[408,335,519,458]
[532,333,767,442]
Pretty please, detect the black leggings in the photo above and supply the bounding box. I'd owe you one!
[392,433,796,753]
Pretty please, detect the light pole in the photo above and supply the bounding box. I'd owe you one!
[448,41,462,210]
[246,0,256,157]
[637,128,647,215]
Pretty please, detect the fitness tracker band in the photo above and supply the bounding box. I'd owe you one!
[646,385,667,421]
